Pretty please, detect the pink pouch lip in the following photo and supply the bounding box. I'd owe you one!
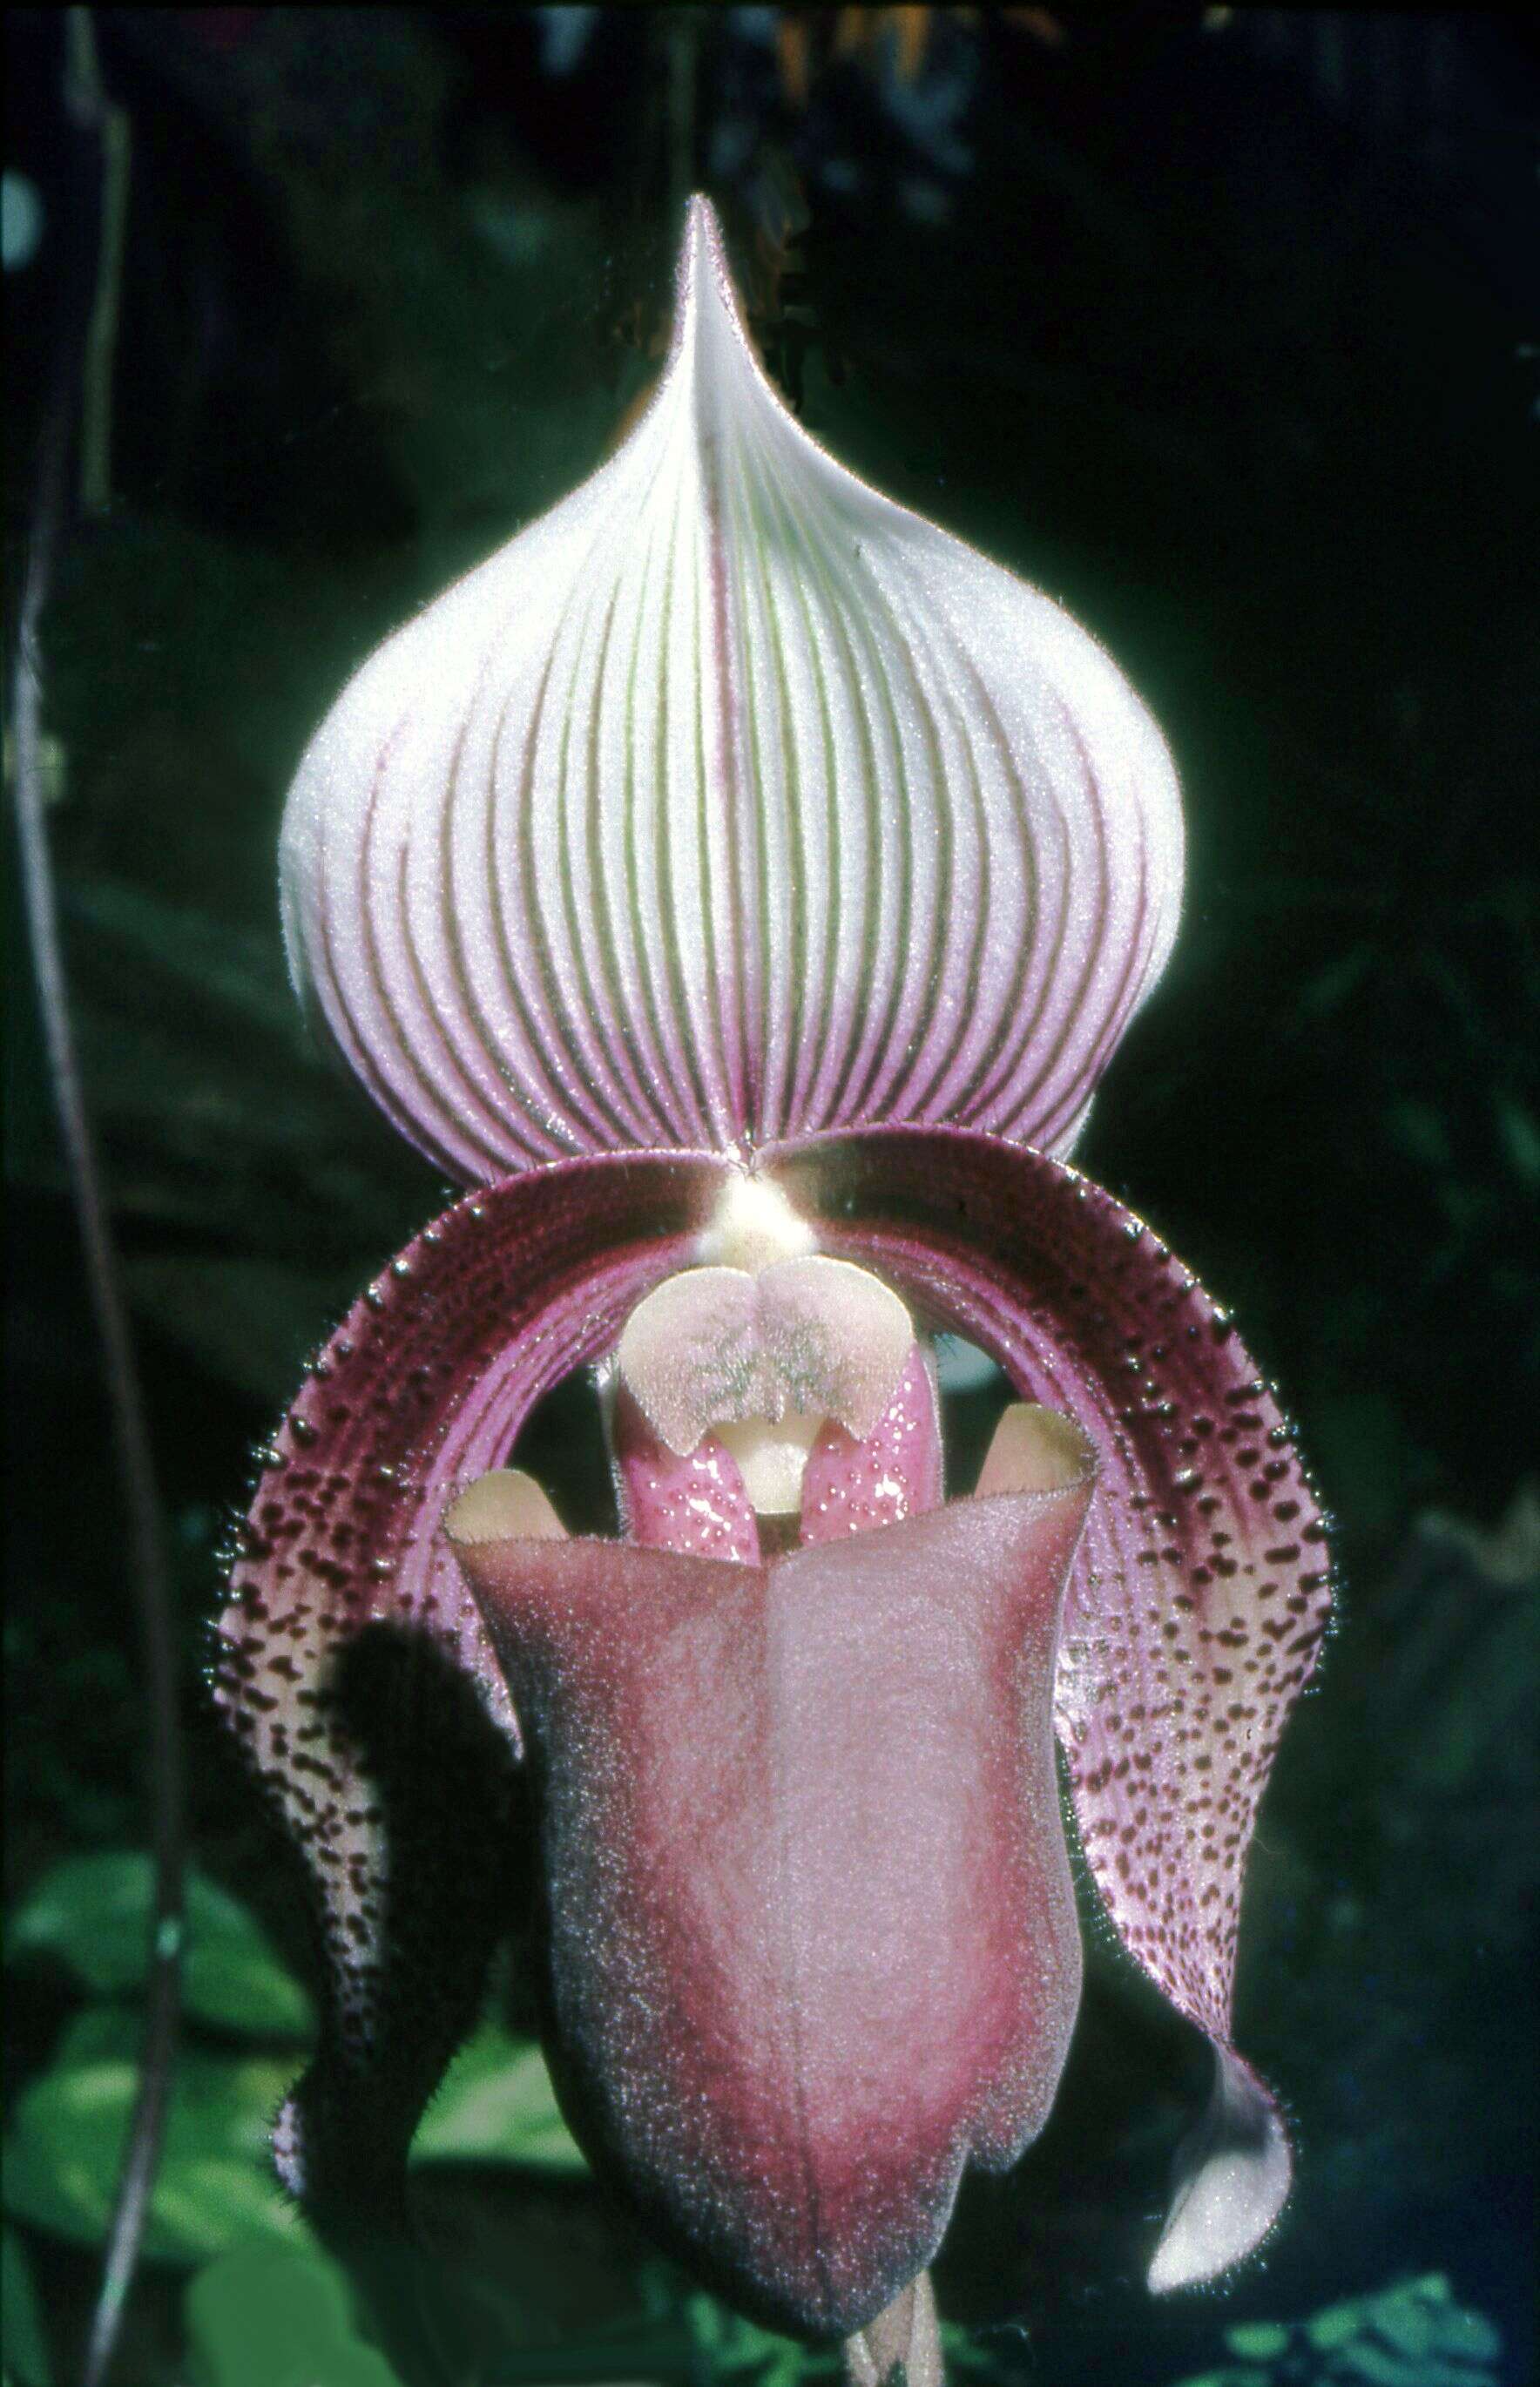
[451,1471,1094,2336]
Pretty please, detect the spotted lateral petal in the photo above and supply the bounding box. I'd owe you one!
[215,1152,727,2212]
[769,1126,1332,2286]
[280,196,1182,1186]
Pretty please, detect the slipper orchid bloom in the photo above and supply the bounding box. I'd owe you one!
[218,198,1330,2350]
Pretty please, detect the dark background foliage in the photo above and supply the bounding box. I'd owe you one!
[4,10,1537,2384]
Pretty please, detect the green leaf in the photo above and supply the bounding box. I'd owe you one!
[1,2008,306,2264]
[1,2228,51,2387]
[185,2243,405,2387]
[1175,2276,1503,2387]
[1304,2274,1503,2377]
[64,882,300,1039]
[413,2020,587,2173]
[6,1855,313,2039]
[124,1254,361,1410]
[1381,2275,1501,2364]
[1224,2324,1291,2361]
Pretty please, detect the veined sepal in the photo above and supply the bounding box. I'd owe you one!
[280,197,1184,1185]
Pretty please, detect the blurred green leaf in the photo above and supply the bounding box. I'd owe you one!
[1294,947,1373,1022]
[1378,2275,1501,2365]
[1307,1392,1409,1542]
[1226,2327,1291,2362]
[414,2020,587,2174]
[1169,2274,1504,2385]
[6,1854,314,2039]
[1300,2271,1501,2377]
[64,882,298,1038]
[184,2242,404,2387]
[1497,1094,1540,1187]
[123,1253,357,1409]
[1,2007,305,2263]
[1383,1097,1452,1174]
[1,2228,51,2387]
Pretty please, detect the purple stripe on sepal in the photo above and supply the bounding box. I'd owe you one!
[767,1124,1332,2282]
[280,199,1183,1188]
[215,1151,727,2215]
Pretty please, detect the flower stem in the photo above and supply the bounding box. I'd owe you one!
[843,2272,945,2387]
[12,18,186,2385]
[65,8,131,515]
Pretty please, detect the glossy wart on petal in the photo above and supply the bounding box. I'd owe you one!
[279,196,1183,1183]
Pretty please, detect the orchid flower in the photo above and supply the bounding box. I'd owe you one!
[217,198,1330,2356]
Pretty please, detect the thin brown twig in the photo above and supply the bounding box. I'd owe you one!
[9,17,186,2384]
[69,7,132,516]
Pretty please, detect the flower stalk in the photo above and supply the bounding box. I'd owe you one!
[843,2273,944,2387]
[14,28,186,2387]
